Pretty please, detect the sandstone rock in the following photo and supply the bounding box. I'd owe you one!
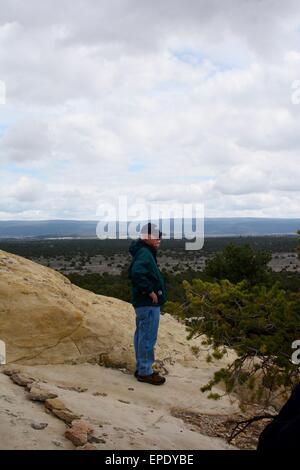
[71,419,94,435]
[65,427,87,446]
[45,398,81,423]
[28,385,58,402]
[0,249,213,369]
[64,420,93,447]
[10,372,35,387]
[52,408,81,424]
[45,398,66,411]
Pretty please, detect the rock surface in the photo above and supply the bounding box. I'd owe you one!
[0,249,239,450]
[0,362,239,450]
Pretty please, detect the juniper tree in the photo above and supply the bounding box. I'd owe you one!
[175,278,300,408]
[166,237,300,409]
[204,243,272,286]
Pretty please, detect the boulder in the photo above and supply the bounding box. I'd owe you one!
[0,249,214,370]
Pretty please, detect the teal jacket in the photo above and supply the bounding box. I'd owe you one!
[128,238,167,308]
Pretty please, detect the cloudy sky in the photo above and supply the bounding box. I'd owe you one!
[0,0,300,220]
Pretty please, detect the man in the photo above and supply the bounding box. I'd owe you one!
[128,222,167,385]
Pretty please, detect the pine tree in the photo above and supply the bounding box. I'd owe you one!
[181,278,300,408]
[204,243,272,286]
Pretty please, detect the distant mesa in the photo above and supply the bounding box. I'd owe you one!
[0,218,300,239]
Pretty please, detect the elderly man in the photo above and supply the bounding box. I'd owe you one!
[128,222,167,385]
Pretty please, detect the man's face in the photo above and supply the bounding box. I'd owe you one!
[144,237,161,250]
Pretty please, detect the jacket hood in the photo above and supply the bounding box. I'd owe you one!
[129,238,157,258]
[129,238,145,256]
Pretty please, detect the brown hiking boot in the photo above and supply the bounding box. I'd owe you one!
[137,372,166,385]
[134,369,160,378]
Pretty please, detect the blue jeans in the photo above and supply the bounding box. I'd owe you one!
[134,305,160,376]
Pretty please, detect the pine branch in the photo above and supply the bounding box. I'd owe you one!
[228,414,277,443]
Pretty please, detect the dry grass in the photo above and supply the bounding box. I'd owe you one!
[170,407,273,450]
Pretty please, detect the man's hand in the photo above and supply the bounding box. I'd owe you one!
[149,291,158,304]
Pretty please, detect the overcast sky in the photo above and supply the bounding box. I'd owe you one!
[0,0,300,220]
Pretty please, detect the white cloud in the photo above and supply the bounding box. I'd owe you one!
[0,118,52,162]
[0,0,300,219]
